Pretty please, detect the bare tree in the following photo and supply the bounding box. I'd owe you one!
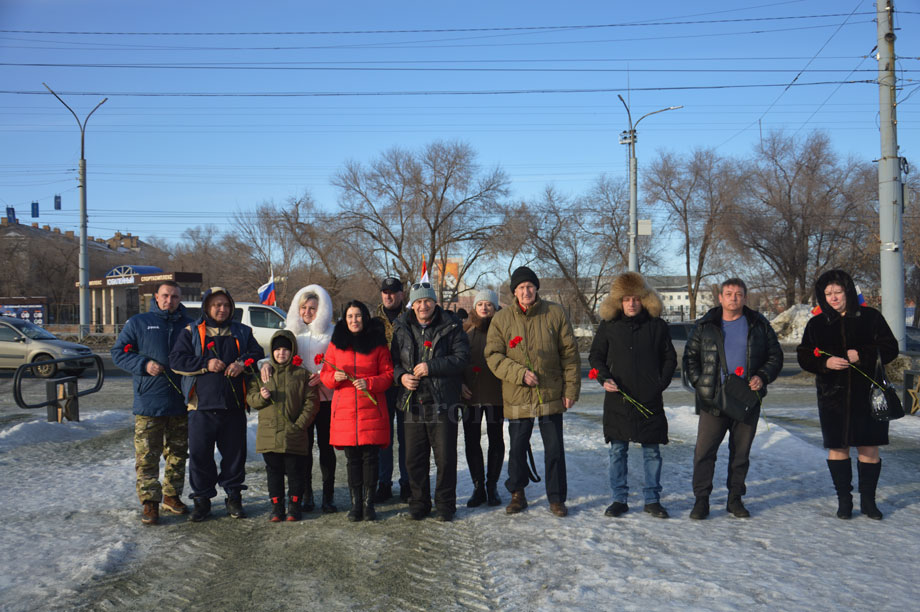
[332,140,509,302]
[730,131,874,308]
[645,148,739,318]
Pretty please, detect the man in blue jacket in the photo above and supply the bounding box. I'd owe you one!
[112,281,192,525]
[170,287,264,522]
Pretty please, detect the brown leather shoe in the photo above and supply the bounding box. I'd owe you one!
[549,502,568,517]
[505,490,527,514]
[141,501,159,525]
[161,495,189,515]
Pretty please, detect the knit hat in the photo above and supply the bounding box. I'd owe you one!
[473,289,499,308]
[271,335,293,352]
[408,282,437,307]
[510,266,540,292]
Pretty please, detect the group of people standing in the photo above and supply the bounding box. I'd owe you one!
[113,265,899,526]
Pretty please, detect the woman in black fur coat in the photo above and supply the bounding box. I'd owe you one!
[797,270,898,520]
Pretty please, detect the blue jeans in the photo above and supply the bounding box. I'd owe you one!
[608,440,662,505]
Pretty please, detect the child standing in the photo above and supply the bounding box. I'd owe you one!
[247,330,318,521]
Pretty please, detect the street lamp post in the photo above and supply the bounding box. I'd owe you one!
[618,95,682,272]
[44,83,107,339]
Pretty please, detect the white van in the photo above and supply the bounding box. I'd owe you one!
[181,301,287,356]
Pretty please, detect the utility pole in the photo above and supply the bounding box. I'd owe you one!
[618,95,682,272]
[44,84,107,339]
[876,1,906,350]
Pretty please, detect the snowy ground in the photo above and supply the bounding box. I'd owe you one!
[1,374,918,611]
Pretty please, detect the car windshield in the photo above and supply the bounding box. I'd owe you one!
[7,319,57,340]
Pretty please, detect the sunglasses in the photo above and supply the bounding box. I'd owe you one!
[412,282,432,290]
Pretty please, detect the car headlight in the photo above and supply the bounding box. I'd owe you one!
[61,348,80,355]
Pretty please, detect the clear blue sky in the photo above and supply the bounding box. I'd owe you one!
[0,0,916,245]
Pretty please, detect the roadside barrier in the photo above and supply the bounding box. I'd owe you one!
[12,355,105,422]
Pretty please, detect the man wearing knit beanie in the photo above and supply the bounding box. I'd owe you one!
[484,266,581,517]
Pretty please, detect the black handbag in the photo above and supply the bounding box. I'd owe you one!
[716,340,761,424]
[870,349,904,421]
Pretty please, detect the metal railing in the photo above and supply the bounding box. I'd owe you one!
[12,355,105,422]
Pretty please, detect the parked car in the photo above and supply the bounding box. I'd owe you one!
[0,316,95,378]
[668,320,697,374]
[906,325,920,353]
[181,301,287,356]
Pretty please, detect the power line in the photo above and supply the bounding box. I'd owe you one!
[0,14,880,37]
[0,80,876,98]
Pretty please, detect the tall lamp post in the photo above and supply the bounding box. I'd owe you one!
[44,83,107,339]
[618,95,682,272]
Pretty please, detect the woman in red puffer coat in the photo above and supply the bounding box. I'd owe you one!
[320,300,393,522]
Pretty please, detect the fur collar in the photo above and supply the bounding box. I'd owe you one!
[285,284,334,339]
[330,317,388,354]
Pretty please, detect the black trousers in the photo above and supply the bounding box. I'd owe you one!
[461,404,504,487]
[506,413,566,504]
[263,452,308,500]
[404,404,458,515]
[305,400,336,496]
[692,409,758,498]
[188,408,247,499]
[344,445,379,491]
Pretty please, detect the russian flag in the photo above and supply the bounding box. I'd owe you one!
[420,258,429,284]
[258,273,276,306]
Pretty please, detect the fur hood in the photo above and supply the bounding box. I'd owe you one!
[599,272,663,321]
[815,269,861,322]
[285,284,334,339]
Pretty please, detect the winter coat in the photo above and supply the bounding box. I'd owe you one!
[169,288,264,411]
[484,297,581,419]
[375,302,402,348]
[279,284,334,402]
[321,318,393,447]
[589,274,676,444]
[246,329,319,455]
[112,301,192,417]
[462,312,503,407]
[683,305,782,422]
[796,270,899,448]
[391,306,469,412]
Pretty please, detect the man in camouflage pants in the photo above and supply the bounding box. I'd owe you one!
[113,281,193,525]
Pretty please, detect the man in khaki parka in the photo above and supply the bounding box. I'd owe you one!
[484,266,580,517]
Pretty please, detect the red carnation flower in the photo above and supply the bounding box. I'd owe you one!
[813,347,821,358]
[243,358,255,367]
[588,368,599,380]
[123,344,134,353]
[314,353,324,366]
[509,336,523,348]
[734,366,744,377]
[472,366,482,373]
[206,341,215,350]
[423,340,433,348]
[292,355,303,367]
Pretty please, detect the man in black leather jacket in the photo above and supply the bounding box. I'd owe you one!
[683,278,782,520]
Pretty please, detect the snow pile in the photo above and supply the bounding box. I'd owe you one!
[770,304,813,344]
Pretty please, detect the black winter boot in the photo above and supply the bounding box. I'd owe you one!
[287,495,303,522]
[225,493,247,519]
[363,485,377,521]
[826,458,853,519]
[190,497,211,522]
[726,494,750,518]
[689,496,709,520]
[347,487,364,522]
[467,482,487,508]
[322,482,338,513]
[486,482,502,507]
[858,460,883,520]
[302,489,315,513]
[269,496,285,522]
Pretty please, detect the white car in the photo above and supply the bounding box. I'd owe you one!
[181,301,287,356]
